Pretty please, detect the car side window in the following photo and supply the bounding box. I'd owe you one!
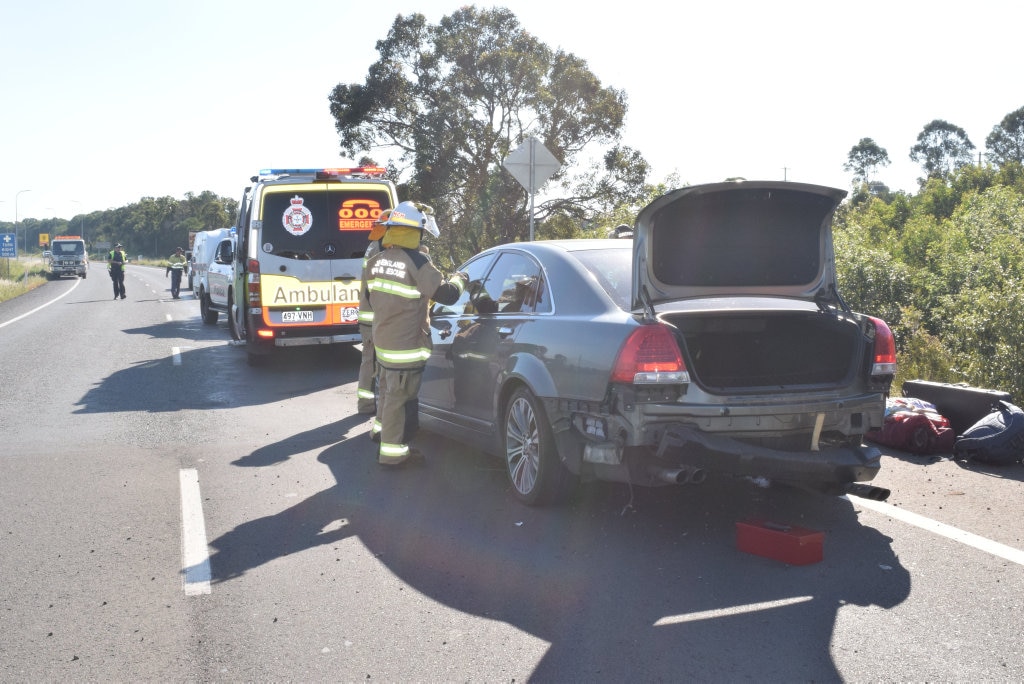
[431,254,495,316]
[478,252,548,314]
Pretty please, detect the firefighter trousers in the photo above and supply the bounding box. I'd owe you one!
[356,324,377,414]
[374,366,422,465]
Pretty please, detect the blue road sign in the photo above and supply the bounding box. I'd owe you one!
[1,233,16,258]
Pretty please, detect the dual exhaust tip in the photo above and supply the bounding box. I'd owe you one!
[649,464,708,486]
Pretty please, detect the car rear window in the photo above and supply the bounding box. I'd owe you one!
[572,248,632,310]
[260,187,393,260]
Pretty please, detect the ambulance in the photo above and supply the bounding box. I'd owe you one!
[230,167,398,365]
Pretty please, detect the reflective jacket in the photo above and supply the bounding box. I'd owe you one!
[366,246,465,370]
[166,253,187,275]
[357,240,382,329]
[108,250,126,274]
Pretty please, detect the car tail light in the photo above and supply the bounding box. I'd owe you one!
[868,316,897,377]
[611,325,690,385]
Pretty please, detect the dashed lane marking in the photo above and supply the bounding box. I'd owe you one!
[180,469,212,595]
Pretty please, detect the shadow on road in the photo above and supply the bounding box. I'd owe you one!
[73,342,363,414]
[201,426,910,680]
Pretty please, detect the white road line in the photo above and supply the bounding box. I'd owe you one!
[654,596,814,626]
[0,278,81,329]
[848,495,1024,566]
[179,469,212,595]
[172,346,182,365]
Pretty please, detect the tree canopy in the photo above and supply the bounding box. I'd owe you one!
[985,105,1024,167]
[843,137,890,184]
[328,5,650,267]
[909,119,976,181]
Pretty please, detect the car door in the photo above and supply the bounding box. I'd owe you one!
[421,253,496,421]
[451,250,548,427]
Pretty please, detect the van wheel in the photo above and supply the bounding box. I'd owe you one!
[201,290,218,324]
[229,290,244,341]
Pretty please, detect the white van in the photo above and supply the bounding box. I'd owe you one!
[191,227,233,299]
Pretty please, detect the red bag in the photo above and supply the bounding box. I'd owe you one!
[866,398,955,455]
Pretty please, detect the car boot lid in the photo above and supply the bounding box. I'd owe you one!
[632,180,847,314]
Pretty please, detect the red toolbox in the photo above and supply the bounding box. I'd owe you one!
[736,519,824,565]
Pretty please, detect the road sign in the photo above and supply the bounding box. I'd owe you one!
[1,233,16,258]
[502,137,561,193]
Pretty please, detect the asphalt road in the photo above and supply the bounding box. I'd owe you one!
[1,262,1022,681]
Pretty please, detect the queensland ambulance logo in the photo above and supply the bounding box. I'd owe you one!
[283,195,313,235]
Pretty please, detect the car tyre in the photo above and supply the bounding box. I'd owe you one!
[504,386,576,506]
[229,290,245,342]
[200,290,218,324]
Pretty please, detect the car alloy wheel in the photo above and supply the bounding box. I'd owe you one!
[504,387,575,506]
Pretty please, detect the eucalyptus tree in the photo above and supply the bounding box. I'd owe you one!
[909,119,975,181]
[843,137,890,185]
[985,106,1024,167]
[328,6,649,267]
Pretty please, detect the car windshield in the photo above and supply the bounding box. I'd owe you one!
[571,247,632,311]
[53,242,83,255]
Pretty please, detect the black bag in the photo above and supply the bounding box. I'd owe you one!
[953,401,1024,465]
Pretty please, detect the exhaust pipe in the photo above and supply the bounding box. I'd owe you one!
[648,464,707,485]
[845,483,891,501]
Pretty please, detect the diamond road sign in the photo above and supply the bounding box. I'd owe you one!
[502,137,561,194]
[1,233,16,258]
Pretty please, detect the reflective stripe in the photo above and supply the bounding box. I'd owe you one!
[375,346,430,365]
[380,442,409,457]
[358,310,374,324]
[368,278,421,299]
[372,419,382,434]
[357,388,375,399]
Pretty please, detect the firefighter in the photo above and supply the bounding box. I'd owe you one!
[165,246,188,299]
[365,201,467,467]
[355,216,389,415]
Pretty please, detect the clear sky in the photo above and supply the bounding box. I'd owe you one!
[1,0,1020,222]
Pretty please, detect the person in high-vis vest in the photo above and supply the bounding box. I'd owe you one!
[108,243,127,299]
[365,201,467,467]
[355,218,388,415]
[165,246,188,299]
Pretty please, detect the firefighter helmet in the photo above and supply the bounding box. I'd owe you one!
[377,201,440,237]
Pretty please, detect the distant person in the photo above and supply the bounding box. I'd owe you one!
[108,243,127,299]
[165,246,187,299]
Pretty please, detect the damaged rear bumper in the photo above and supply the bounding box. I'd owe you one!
[651,425,882,484]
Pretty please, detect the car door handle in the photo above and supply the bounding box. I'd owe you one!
[497,326,513,337]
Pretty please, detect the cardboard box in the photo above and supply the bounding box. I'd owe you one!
[736,519,824,565]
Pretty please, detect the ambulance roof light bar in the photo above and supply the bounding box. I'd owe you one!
[256,166,387,180]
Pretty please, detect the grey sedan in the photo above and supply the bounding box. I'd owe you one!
[420,181,897,506]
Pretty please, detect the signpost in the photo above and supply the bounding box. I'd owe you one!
[1,232,16,279]
[502,136,561,241]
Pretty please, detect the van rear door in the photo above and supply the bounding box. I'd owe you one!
[256,183,393,328]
